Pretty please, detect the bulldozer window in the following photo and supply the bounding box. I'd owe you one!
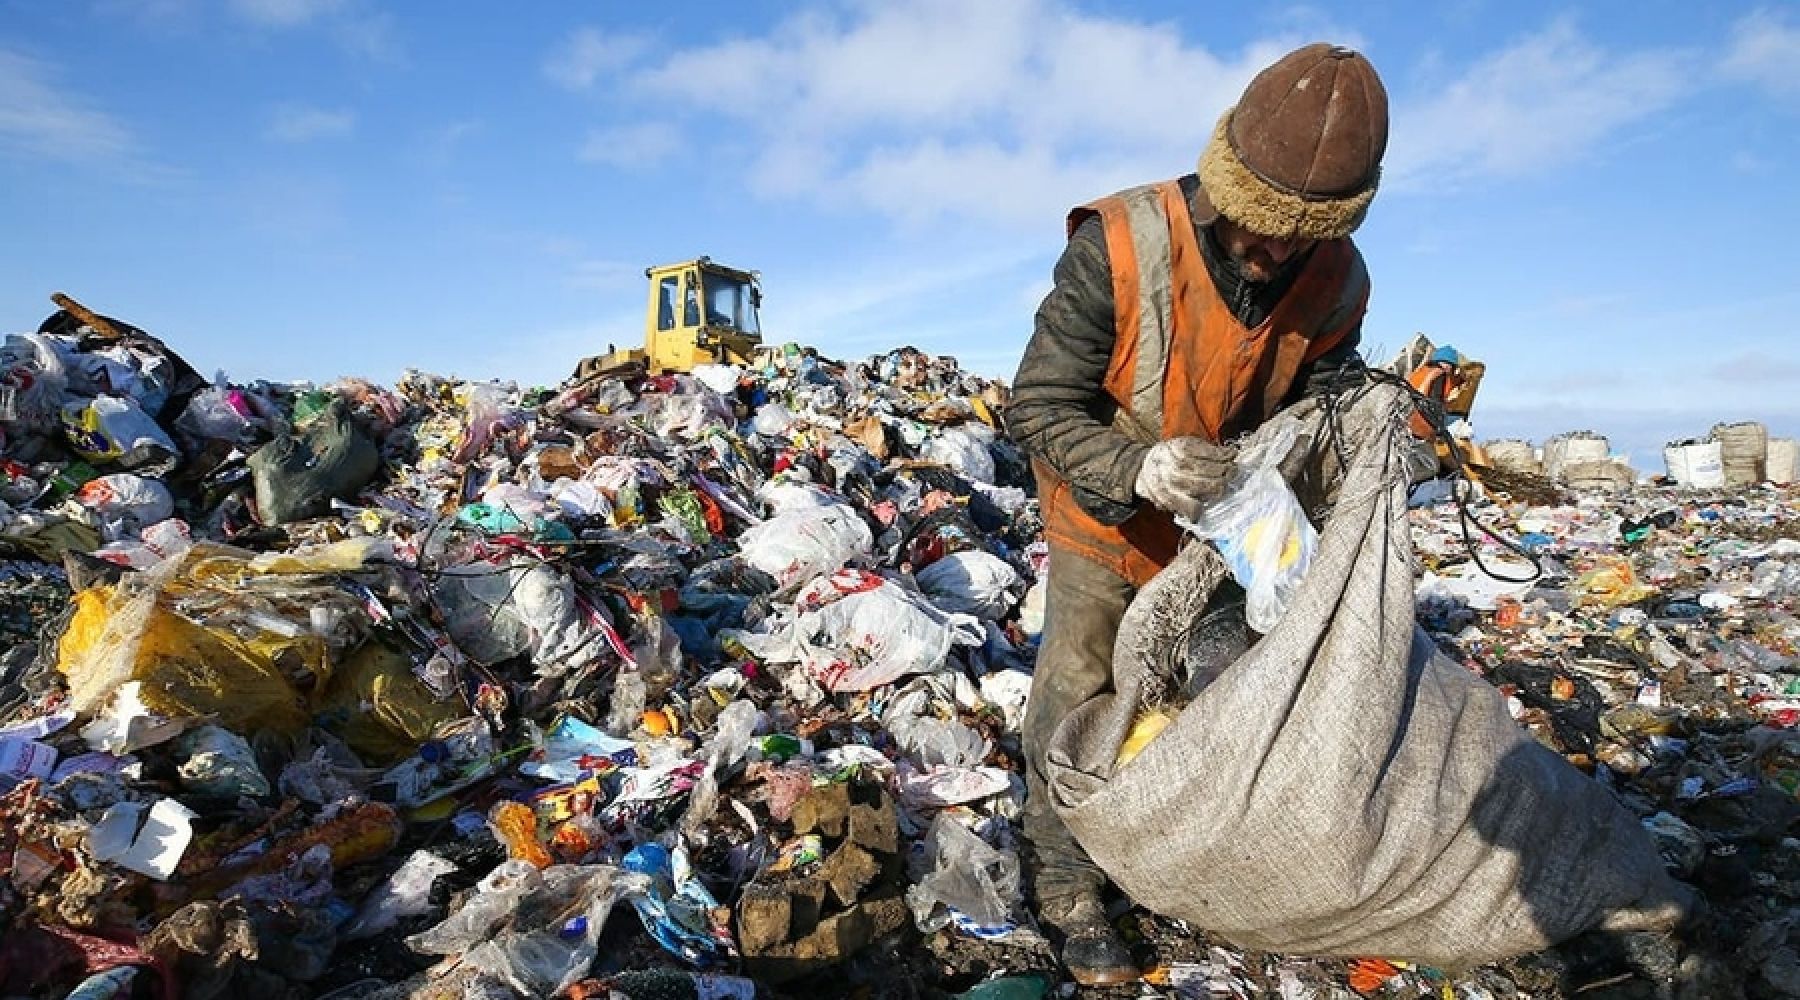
[705,277,759,334]
[683,273,701,327]
[657,275,678,331]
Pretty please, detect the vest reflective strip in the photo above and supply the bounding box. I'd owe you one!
[1118,184,1174,433]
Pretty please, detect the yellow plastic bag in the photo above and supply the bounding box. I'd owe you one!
[56,552,337,736]
[1573,558,1657,609]
[316,642,460,764]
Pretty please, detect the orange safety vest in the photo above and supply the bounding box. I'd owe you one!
[1036,179,1366,586]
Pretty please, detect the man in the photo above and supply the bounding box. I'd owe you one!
[1009,43,1402,984]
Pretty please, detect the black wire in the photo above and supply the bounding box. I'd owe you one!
[1315,359,1543,586]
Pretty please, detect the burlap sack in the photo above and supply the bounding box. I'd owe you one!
[1045,402,1691,967]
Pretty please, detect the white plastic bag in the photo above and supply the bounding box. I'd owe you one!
[751,402,795,437]
[343,850,458,939]
[72,474,175,542]
[175,385,260,443]
[789,570,982,692]
[1190,418,1316,633]
[737,503,871,591]
[916,550,1023,619]
[61,395,177,469]
[924,426,996,484]
[689,363,742,396]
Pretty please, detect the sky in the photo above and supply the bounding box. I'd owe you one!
[2,0,1798,464]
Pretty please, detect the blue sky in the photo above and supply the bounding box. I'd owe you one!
[2,0,1798,462]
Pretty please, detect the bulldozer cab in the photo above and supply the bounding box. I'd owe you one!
[644,257,763,373]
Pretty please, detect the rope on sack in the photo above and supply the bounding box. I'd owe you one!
[1313,360,1543,585]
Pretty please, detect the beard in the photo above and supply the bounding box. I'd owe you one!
[1234,249,1279,282]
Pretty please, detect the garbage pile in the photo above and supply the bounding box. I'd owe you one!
[0,299,1794,999]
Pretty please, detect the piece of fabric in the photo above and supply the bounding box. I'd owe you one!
[1045,385,1693,967]
[1027,176,1364,586]
[1020,546,1134,903]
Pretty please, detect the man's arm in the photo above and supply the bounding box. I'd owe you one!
[1009,216,1151,526]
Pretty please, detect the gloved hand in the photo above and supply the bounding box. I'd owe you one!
[1134,436,1237,521]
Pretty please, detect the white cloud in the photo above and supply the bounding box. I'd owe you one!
[228,0,347,27]
[331,11,402,63]
[611,0,1307,229]
[577,122,680,168]
[225,0,400,62]
[1723,7,1800,98]
[1387,20,1690,187]
[0,47,138,164]
[545,27,647,91]
[265,104,355,142]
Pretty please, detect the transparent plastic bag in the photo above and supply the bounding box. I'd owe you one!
[460,865,623,996]
[1189,418,1316,633]
[905,812,1021,933]
[407,859,543,954]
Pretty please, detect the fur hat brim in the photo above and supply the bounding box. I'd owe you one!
[1197,110,1377,241]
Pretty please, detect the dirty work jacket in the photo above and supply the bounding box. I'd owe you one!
[1011,175,1368,586]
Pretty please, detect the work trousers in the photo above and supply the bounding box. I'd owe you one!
[1019,382,1436,904]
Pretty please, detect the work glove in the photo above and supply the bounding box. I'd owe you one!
[1134,436,1237,522]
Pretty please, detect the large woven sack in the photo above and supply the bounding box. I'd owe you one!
[1044,405,1691,968]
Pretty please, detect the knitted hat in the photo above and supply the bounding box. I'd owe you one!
[1199,43,1388,240]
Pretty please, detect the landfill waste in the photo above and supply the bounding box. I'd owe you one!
[0,297,1794,999]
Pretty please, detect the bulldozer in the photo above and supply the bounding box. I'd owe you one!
[571,257,766,381]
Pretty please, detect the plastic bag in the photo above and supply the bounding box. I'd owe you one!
[925,426,996,484]
[462,864,625,997]
[435,562,604,669]
[314,641,460,765]
[1190,418,1316,633]
[247,398,379,524]
[71,473,174,542]
[408,860,543,954]
[689,363,742,396]
[777,569,982,692]
[175,724,269,798]
[916,550,1023,619]
[751,402,795,437]
[736,503,871,592]
[680,699,759,837]
[450,382,519,463]
[619,843,731,964]
[1573,558,1657,609]
[342,850,457,939]
[56,574,329,733]
[175,384,260,443]
[905,813,1021,933]
[60,395,177,470]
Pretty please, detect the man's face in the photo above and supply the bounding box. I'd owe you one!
[1214,217,1315,282]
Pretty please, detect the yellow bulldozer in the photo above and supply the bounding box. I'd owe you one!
[572,257,766,381]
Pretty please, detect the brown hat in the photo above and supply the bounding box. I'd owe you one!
[1198,43,1388,240]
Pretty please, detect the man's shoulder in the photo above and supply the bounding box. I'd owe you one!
[1077,174,1198,211]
